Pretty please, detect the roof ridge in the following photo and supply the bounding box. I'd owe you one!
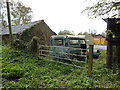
[0,20,43,35]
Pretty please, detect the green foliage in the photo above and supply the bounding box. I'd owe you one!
[1,1,32,26]
[13,39,27,49]
[20,28,31,42]
[1,45,120,88]
[105,30,117,38]
[11,1,32,25]
[2,66,24,81]
[78,30,97,35]
[78,31,90,35]
[0,2,7,27]
[116,21,120,24]
[106,30,113,35]
[28,36,40,55]
[82,0,120,18]
[58,30,74,35]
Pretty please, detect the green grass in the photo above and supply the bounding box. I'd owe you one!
[1,45,120,88]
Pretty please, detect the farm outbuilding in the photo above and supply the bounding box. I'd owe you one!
[0,20,56,45]
[93,34,107,45]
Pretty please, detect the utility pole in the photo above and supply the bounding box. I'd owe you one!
[6,0,13,45]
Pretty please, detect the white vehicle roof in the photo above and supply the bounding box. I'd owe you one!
[51,35,85,39]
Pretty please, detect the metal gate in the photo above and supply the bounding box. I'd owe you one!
[39,45,88,69]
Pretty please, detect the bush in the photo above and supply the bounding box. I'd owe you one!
[13,39,27,49]
[29,36,40,56]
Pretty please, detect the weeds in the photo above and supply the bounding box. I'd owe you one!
[1,46,120,88]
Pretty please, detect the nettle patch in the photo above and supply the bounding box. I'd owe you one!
[2,45,120,88]
[2,66,25,82]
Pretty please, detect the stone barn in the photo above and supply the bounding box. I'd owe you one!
[1,20,56,45]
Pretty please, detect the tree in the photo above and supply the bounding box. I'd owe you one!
[83,0,120,71]
[101,31,106,37]
[83,32,90,35]
[78,30,97,36]
[78,32,83,35]
[11,1,32,25]
[0,0,32,27]
[78,31,90,35]
[90,29,97,36]
[58,30,74,35]
[0,2,7,27]
[83,0,120,18]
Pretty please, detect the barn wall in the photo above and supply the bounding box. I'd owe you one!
[1,35,9,44]
[2,34,18,44]
[38,21,57,45]
[1,21,56,45]
[93,37,106,44]
[20,21,56,45]
[93,38,100,44]
[93,36,106,44]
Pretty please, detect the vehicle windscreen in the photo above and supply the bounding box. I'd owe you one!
[69,40,79,45]
[69,38,86,46]
[54,39,63,46]
[80,40,86,44]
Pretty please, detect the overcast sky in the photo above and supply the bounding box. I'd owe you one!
[16,0,107,35]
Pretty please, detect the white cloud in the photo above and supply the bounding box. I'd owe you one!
[18,0,107,35]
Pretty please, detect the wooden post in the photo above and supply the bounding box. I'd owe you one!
[118,45,120,74]
[112,45,117,74]
[88,45,93,76]
[117,45,120,73]
[106,41,113,69]
[6,0,13,45]
[112,45,120,74]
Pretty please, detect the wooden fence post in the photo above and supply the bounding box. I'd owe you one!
[88,45,93,76]
[112,45,117,74]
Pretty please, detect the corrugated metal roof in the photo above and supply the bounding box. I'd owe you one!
[0,20,42,35]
